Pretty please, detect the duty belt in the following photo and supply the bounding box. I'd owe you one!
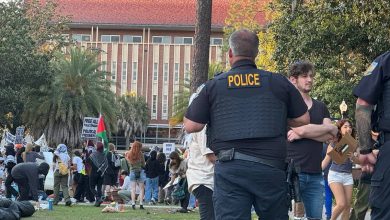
[217,149,286,171]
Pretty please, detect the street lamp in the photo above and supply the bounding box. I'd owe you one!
[339,100,348,119]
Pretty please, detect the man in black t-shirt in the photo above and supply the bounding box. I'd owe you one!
[184,29,309,220]
[353,51,390,219]
[287,61,338,220]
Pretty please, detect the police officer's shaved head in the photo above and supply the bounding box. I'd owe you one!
[229,29,259,59]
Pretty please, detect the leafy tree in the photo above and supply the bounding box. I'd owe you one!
[266,0,390,118]
[0,0,68,131]
[23,47,117,147]
[117,94,150,147]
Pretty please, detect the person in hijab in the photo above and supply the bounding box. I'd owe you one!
[10,162,49,201]
[87,142,108,207]
[53,144,71,206]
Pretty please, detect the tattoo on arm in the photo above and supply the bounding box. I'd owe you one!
[355,103,374,151]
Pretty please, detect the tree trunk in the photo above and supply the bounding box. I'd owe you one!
[191,0,212,93]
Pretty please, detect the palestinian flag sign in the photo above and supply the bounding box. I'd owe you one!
[96,114,109,152]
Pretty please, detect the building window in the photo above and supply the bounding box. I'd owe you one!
[72,34,91,42]
[123,35,142,43]
[101,61,107,79]
[132,62,138,82]
[162,95,168,119]
[122,62,127,81]
[152,95,157,119]
[111,61,117,81]
[174,63,179,82]
[163,63,169,82]
[101,35,120,43]
[153,62,158,81]
[210,38,223,46]
[173,37,193,45]
[184,63,190,82]
[152,36,171,44]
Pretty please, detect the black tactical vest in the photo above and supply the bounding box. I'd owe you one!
[378,79,390,132]
[208,68,287,145]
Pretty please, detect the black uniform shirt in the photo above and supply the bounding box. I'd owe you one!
[353,51,390,104]
[185,59,307,161]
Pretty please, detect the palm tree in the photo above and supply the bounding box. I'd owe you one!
[23,47,117,147]
[169,62,225,126]
[117,94,150,147]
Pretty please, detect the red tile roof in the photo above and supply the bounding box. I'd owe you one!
[41,0,266,29]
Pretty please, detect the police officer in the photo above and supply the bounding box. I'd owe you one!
[353,51,390,219]
[183,29,310,220]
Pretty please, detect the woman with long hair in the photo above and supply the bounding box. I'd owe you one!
[126,141,146,209]
[169,151,189,213]
[322,119,358,220]
[22,143,44,163]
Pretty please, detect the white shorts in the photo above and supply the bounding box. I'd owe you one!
[328,170,353,186]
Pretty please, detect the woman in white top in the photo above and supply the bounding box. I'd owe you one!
[53,144,71,206]
[118,170,131,203]
[186,126,216,220]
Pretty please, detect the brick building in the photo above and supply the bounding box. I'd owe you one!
[51,0,265,144]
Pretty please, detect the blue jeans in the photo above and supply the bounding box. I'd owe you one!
[189,193,196,208]
[298,173,324,219]
[324,178,332,219]
[145,176,159,202]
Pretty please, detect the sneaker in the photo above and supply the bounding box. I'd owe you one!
[177,208,188,213]
[140,205,144,210]
[94,199,103,207]
[132,204,136,210]
[65,200,72,206]
[151,198,156,205]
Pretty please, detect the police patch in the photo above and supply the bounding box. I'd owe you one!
[364,62,378,76]
[227,73,261,89]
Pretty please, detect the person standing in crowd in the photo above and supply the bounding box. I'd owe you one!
[144,150,160,205]
[82,140,96,203]
[322,143,333,220]
[156,151,169,204]
[4,144,18,199]
[322,119,357,220]
[287,61,338,220]
[168,151,189,213]
[353,51,390,219]
[126,141,146,210]
[103,143,120,201]
[53,144,71,206]
[350,131,378,220]
[185,91,216,220]
[22,143,44,163]
[15,147,25,164]
[87,142,107,207]
[10,162,49,201]
[184,29,309,219]
[118,170,131,204]
[72,150,85,203]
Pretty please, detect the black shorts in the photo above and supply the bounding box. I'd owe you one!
[103,173,117,186]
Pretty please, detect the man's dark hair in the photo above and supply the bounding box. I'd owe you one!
[229,29,259,58]
[38,162,50,176]
[289,61,315,78]
[121,170,129,176]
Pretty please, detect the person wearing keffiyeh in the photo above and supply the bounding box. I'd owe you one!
[53,144,72,206]
[87,142,108,207]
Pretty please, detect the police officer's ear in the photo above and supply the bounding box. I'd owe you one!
[228,48,233,58]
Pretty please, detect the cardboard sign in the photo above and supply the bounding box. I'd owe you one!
[163,143,176,156]
[81,117,99,139]
[15,127,24,145]
[327,133,357,164]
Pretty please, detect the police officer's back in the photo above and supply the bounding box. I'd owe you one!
[184,29,309,220]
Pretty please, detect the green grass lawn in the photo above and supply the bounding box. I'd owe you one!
[30,205,200,220]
